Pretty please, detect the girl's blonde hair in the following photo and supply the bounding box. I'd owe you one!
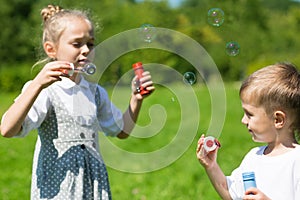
[240,62,300,139]
[33,5,94,69]
[41,5,93,44]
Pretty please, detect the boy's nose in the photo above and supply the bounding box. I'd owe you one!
[241,114,248,125]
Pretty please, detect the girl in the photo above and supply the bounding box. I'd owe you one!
[197,62,300,200]
[0,5,155,200]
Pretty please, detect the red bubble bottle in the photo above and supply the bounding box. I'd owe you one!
[132,62,150,96]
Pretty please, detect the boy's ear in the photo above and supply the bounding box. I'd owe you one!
[274,111,286,129]
[43,41,57,59]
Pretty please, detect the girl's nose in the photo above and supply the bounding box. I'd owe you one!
[81,44,90,56]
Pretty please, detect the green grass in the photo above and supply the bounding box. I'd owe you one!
[0,83,257,200]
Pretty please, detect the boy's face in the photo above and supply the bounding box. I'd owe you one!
[54,17,94,67]
[241,101,277,143]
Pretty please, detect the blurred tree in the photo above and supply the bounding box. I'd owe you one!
[1,0,300,91]
[0,0,38,64]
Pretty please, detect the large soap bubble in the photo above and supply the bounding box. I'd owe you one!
[85,27,226,173]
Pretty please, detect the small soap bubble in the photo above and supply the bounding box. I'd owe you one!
[84,63,96,75]
[139,24,157,43]
[183,72,196,85]
[207,8,225,27]
[226,41,240,56]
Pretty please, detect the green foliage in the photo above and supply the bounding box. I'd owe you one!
[1,0,300,91]
[0,63,35,92]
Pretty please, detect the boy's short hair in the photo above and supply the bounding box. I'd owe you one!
[240,62,300,135]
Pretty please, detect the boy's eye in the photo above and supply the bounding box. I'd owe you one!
[245,112,252,118]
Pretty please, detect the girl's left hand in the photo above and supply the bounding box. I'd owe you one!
[131,71,155,100]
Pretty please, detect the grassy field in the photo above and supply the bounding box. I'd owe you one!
[0,83,257,200]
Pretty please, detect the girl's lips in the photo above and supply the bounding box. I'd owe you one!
[78,61,87,65]
[77,59,90,65]
[76,62,86,67]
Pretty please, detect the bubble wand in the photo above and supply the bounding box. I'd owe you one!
[203,135,221,152]
[63,63,96,76]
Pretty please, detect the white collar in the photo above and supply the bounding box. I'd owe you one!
[56,76,90,89]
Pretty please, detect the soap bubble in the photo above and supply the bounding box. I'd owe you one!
[183,72,196,85]
[226,41,240,56]
[139,24,157,43]
[207,8,225,27]
[83,63,96,75]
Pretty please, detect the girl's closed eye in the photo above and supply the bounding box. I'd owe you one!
[87,42,94,49]
[72,41,94,49]
[72,42,83,48]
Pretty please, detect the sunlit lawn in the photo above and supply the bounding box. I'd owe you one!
[0,83,257,200]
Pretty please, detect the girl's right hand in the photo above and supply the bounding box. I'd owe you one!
[33,61,72,89]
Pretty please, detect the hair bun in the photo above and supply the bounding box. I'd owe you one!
[41,5,64,22]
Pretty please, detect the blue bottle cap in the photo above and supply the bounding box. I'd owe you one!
[242,171,255,181]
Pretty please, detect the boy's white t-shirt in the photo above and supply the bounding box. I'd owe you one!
[226,145,300,200]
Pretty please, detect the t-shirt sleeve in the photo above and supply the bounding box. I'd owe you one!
[96,86,124,137]
[13,81,51,137]
[226,167,244,200]
[226,147,263,200]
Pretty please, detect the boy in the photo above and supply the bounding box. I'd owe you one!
[197,62,300,200]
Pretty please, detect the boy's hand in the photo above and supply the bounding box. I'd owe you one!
[196,134,219,169]
[243,188,271,200]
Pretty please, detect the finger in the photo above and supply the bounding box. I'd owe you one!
[200,145,208,157]
[245,188,258,195]
[144,86,155,92]
[142,71,150,76]
[47,62,73,72]
[196,134,205,152]
[139,73,152,82]
[57,64,74,76]
[196,143,201,153]
[198,134,205,144]
[45,70,66,79]
[140,81,154,89]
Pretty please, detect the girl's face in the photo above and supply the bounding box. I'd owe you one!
[241,101,277,143]
[54,17,94,67]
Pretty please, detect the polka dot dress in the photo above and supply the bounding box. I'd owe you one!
[30,87,112,200]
